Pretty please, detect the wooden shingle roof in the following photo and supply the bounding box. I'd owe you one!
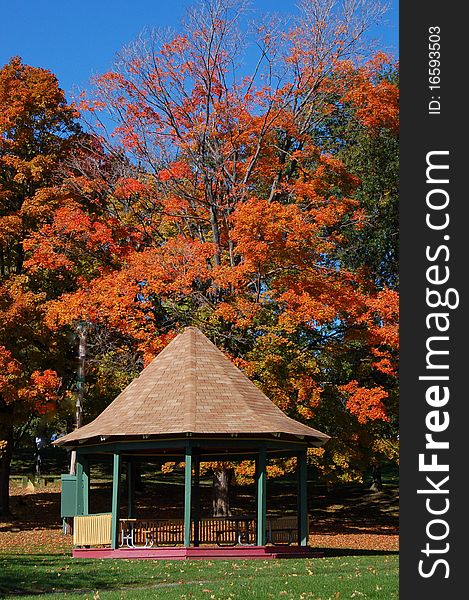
[56,327,330,447]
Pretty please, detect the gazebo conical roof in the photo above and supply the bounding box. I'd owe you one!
[56,327,330,448]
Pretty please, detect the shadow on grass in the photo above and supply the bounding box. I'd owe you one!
[318,547,399,558]
[0,554,144,596]
[5,459,398,541]
[0,550,399,598]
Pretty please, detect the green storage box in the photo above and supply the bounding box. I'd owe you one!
[61,474,77,517]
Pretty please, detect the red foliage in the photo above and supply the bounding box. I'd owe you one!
[0,346,22,403]
[340,380,389,424]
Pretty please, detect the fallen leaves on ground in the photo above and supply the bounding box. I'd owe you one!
[0,482,398,555]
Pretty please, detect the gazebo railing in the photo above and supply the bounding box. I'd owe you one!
[74,513,112,546]
[119,517,258,547]
[267,515,308,545]
[200,517,257,546]
[117,515,304,548]
[72,515,308,548]
[120,518,184,547]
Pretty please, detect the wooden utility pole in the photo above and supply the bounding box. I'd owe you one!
[69,322,88,475]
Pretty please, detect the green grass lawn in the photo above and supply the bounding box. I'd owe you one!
[0,553,398,599]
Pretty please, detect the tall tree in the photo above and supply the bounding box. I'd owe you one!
[0,57,80,515]
[317,54,399,288]
[25,0,397,508]
[309,55,399,488]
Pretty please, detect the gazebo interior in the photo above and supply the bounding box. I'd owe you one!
[56,327,330,559]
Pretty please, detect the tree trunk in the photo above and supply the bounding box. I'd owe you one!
[135,464,144,492]
[15,241,24,274]
[0,414,14,518]
[369,464,383,492]
[212,467,232,517]
[208,204,221,267]
[0,245,5,276]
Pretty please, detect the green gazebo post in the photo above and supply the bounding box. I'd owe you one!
[297,449,308,546]
[111,453,121,550]
[75,453,89,516]
[183,445,192,548]
[193,452,201,547]
[256,446,267,546]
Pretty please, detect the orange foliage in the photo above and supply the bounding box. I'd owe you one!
[0,8,399,489]
[340,380,389,424]
[46,39,399,449]
[19,370,61,415]
[0,57,78,459]
[343,54,399,134]
[0,346,22,403]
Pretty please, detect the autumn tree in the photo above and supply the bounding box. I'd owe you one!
[317,54,399,289]
[0,57,81,515]
[26,0,397,512]
[307,55,399,489]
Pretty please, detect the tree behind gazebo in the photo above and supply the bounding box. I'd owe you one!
[37,0,398,494]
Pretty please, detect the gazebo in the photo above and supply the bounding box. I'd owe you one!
[56,327,330,559]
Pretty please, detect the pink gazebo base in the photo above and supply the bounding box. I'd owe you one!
[72,545,324,560]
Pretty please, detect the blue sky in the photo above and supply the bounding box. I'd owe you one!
[0,0,398,100]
